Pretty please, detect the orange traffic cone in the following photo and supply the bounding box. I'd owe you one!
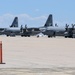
[0,41,5,64]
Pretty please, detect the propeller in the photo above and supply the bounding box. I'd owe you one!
[71,24,75,30]
[65,24,69,31]
[20,25,23,32]
[25,24,27,29]
[55,23,58,27]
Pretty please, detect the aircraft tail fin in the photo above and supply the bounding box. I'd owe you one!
[44,14,53,27]
[10,17,18,27]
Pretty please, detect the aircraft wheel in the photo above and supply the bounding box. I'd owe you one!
[37,35,39,38]
[28,35,30,37]
[65,36,67,38]
[6,35,9,37]
[21,35,23,37]
[48,35,51,38]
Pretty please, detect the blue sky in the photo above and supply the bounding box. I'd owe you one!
[0,0,75,27]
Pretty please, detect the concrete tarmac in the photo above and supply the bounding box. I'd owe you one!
[0,36,75,75]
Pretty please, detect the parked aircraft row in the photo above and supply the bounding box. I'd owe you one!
[20,14,75,38]
[0,14,75,38]
[0,14,53,37]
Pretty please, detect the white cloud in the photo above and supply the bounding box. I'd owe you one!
[0,13,74,28]
[0,13,47,28]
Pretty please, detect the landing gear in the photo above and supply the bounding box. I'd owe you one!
[65,36,67,38]
[48,35,52,38]
[28,35,30,37]
[6,35,9,37]
[37,35,39,38]
[21,35,30,37]
[47,31,56,38]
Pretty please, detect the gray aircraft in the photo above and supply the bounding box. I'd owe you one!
[38,15,65,38]
[21,14,53,37]
[42,25,65,38]
[0,17,18,31]
[42,20,75,38]
[0,17,19,36]
[37,14,67,38]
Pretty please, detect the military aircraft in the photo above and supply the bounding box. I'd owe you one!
[42,21,75,38]
[42,25,65,38]
[0,17,19,36]
[21,14,53,37]
[0,17,18,31]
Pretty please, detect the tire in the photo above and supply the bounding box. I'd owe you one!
[65,36,67,38]
[28,35,30,37]
[21,35,23,37]
[6,35,9,37]
[48,35,51,38]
